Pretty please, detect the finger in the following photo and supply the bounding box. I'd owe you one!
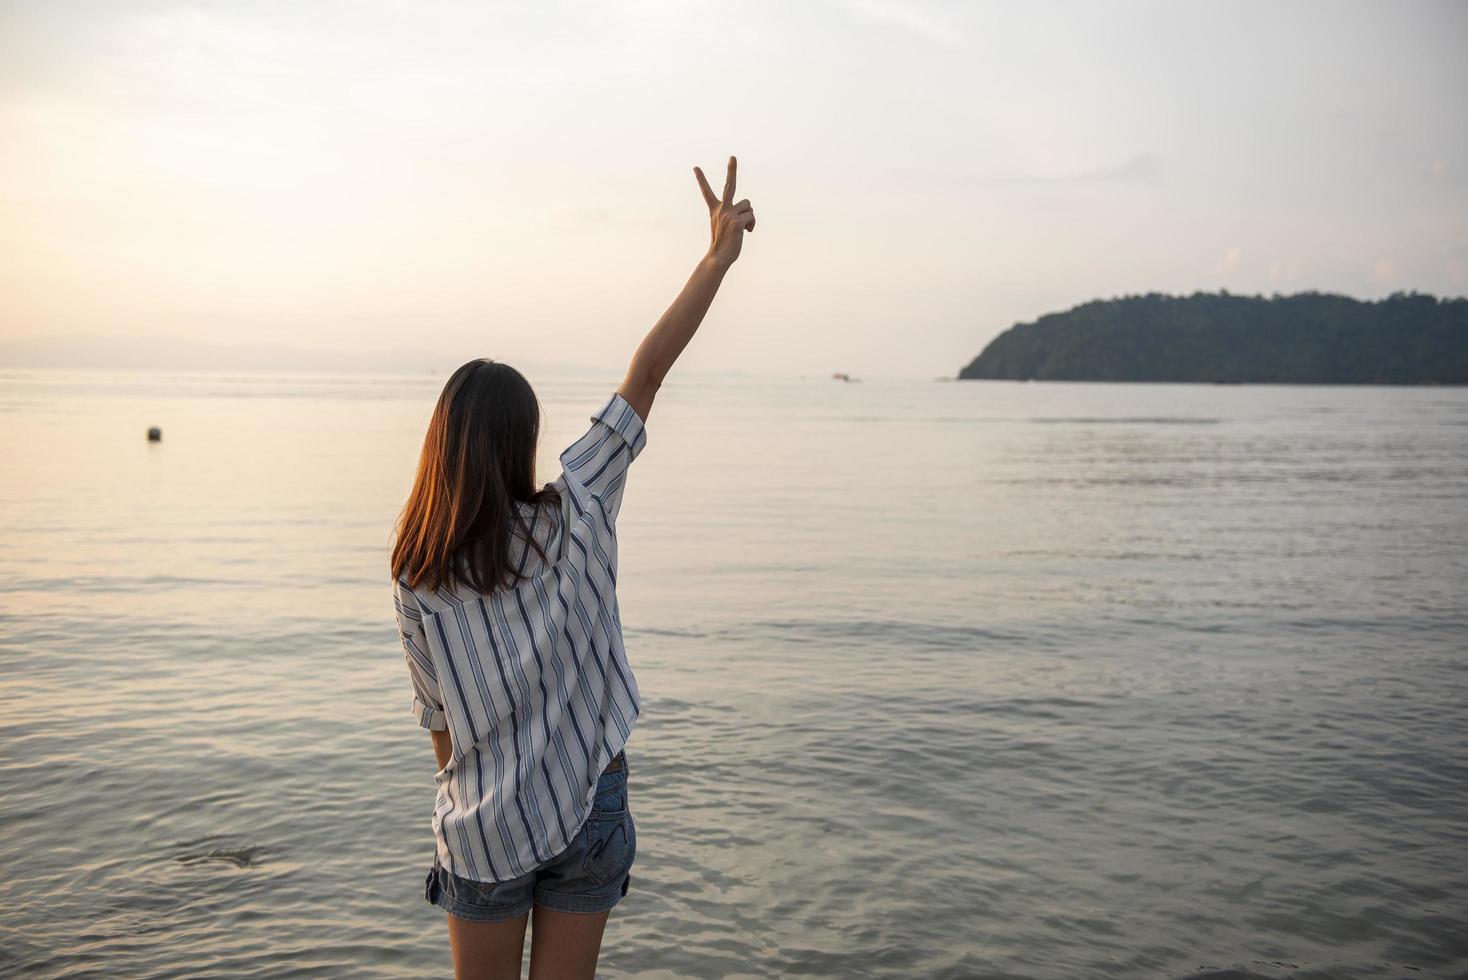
[721,155,736,207]
[693,167,718,210]
[740,209,755,231]
[733,199,752,212]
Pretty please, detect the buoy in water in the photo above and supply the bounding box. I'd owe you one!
[147,426,162,442]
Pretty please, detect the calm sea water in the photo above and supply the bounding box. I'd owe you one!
[1,369,1465,979]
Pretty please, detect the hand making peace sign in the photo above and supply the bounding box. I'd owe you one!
[694,156,756,267]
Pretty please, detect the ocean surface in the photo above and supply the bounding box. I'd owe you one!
[1,369,1465,980]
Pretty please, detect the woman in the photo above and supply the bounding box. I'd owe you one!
[390,157,754,980]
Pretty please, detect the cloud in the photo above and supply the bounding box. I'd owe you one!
[836,0,963,46]
[1068,153,1165,184]
[1212,247,1243,276]
[1268,257,1304,284]
[1423,158,1468,186]
[889,152,1163,188]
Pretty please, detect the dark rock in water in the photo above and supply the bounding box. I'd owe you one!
[958,291,1468,384]
[174,845,264,868]
[147,427,162,442]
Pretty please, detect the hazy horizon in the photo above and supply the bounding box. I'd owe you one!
[3,1,1466,378]
[1,285,1463,381]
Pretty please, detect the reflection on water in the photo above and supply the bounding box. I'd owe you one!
[1,369,1466,978]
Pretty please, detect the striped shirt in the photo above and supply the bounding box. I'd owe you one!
[392,392,647,883]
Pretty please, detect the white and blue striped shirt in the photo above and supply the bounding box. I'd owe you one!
[392,392,647,882]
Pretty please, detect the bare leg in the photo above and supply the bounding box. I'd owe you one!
[527,906,610,980]
[445,910,530,980]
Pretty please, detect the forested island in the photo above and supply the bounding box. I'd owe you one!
[958,291,1468,384]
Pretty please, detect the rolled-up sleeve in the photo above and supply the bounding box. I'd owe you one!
[393,578,447,731]
[556,392,647,525]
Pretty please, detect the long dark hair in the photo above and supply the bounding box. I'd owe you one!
[391,359,559,594]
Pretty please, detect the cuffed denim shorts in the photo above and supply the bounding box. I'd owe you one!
[423,751,637,921]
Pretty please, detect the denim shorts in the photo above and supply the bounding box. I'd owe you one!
[423,751,637,921]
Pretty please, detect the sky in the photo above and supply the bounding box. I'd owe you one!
[1,0,1465,379]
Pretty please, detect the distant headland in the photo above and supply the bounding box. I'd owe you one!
[958,291,1468,384]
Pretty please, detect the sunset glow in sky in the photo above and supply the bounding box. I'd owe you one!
[3,1,1465,377]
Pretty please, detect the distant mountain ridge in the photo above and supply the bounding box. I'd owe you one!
[959,291,1468,384]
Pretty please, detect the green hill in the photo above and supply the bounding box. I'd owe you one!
[958,291,1468,384]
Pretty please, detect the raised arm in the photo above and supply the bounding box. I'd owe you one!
[617,155,756,422]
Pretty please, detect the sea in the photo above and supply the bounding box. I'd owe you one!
[1,369,1465,979]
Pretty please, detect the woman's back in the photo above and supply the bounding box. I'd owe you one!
[393,392,648,883]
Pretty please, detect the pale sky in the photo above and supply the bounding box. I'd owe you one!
[2,0,1465,378]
